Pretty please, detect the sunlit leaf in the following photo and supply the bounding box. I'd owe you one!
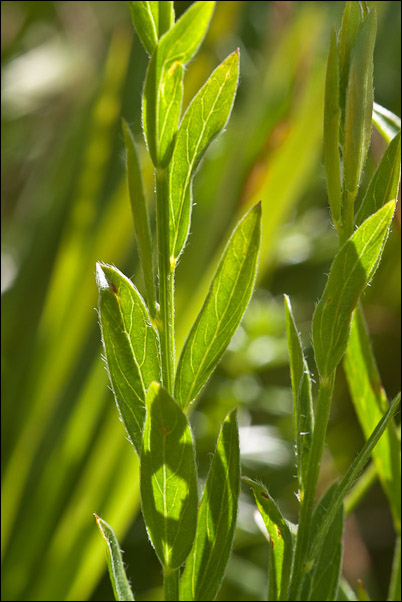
[95,514,135,601]
[169,50,239,261]
[96,263,161,454]
[128,1,174,56]
[175,202,262,408]
[312,200,396,378]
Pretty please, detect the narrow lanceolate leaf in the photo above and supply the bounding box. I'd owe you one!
[140,383,198,569]
[180,409,240,602]
[356,131,401,227]
[142,1,216,166]
[344,306,401,530]
[175,203,262,408]
[284,295,314,494]
[95,514,135,601]
[373,102,401,143]
[302,484,344,602]
[128,1,174,56]
[310,393,401,561]
[343,9,376,196]
[169,50,240,261]
[312,200,396,378]
[338,1,363,112]
[242,477,293,602]
[96,263,161,454]
[324,29,342,227]
[122,120,157,317]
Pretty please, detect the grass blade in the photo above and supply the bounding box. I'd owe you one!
[95,514,135,601]
[140,383,198,569]
[284,295,314,495]
[96,263,161,454]
[169,50,239,261]
[355,131,401,227]
[180,409,240,601]
[175,202,262,408]
[312,200,396,378]
[242,477,293,602]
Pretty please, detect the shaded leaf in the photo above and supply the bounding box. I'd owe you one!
[122,119,156,316]
[142,1,216,166]
[180,409,240,601]
[242,477,293,602]
[95,514,135,601]
[140,383,198,569]
[312,200,396,378]
[128,1,174,56]
[344,306,401,530]
[324,29,342,227]
[169,50,239,261]
[356,131,401,227]
[343,9,376,196]
[96,263,161,454]
[175,203,262,408]
[284,295,314,494]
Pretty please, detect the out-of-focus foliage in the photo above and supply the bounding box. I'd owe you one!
[1,2,400,601]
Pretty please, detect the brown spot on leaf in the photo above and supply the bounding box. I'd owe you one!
[260,491,270,499]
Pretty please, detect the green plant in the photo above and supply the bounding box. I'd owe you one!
[94,2,400,601]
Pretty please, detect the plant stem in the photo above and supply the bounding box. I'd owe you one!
[344,461,377,516]
[163,566,180,601]
[288,373,335,600]
[156,167,175,394]
[340,189,356,245]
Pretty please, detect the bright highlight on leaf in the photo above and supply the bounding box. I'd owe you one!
[140,383,198,569]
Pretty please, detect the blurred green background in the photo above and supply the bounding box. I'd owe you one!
[2,1,400,601]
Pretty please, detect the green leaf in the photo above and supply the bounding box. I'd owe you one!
[140,383,198,569]
[142,1,216,166]
[242,477,293,602]
[309,393,401,562]
[343,9,376,197]
[180,409,240,602]
[312,200,395,378]
[305,484,344,602]
[95,514,135,601]
[324,29,342,227]
[169,50,240,261]
[344,306,401,530]
[284,295,314,494]
[355,131,401,227]
[128,1,174,56]
[122,119,157,317]
[338,579,358,601]
[338,1,363,109]
[372,102,401,143]
[96,263,161,454]
[175,202,262,408]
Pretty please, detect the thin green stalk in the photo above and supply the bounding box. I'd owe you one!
[288,374,335,600]
[163,567,179,602]
[156,167,175,394]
